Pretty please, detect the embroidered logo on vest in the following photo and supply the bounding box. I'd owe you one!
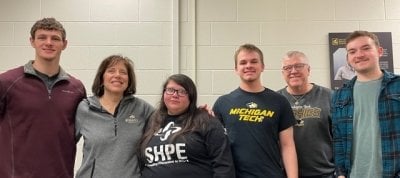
[125,114,138,123]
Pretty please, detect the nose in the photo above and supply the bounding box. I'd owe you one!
[172,90,179,95]
[245,62,253,68]
[171,91,179,97]
[114,71,123,77]
[354,50,365,58]
[44,38,53,45]
[289,66,297,73]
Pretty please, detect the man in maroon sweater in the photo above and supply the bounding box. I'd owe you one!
[0,17,86,178]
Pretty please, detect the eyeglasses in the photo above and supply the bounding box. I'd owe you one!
[282,63,308,72]
[164,88,188,97]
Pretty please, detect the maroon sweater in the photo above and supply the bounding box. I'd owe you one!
[0,64,86,178]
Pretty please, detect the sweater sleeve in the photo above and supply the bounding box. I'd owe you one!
[204,118,236,178]
[75,99,88,143]
[0,80,5,116]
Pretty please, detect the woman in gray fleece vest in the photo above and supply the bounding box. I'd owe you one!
[75,55,154,178]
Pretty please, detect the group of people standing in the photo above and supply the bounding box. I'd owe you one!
[1,17,400,178]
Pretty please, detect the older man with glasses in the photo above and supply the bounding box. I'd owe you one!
[277,51,335,178]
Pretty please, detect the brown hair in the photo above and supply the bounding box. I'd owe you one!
[345,31,381,48]
[30,17,66,41]
[92,55,136,96]
[234,43,264,68]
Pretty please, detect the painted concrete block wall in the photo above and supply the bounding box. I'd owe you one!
[0,0,174,105]
[1,0,400,174]
[188,0,400,106]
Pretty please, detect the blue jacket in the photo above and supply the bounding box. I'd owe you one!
[332,70,400,178]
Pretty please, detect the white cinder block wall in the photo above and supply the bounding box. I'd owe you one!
[1,0,400,174]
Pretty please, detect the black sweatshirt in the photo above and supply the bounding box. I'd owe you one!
[141,113,235,178]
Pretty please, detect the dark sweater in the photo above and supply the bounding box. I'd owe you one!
[0,62,86,178]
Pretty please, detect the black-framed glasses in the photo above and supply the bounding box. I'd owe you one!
[164,88,188,97]
[282,63,308,72]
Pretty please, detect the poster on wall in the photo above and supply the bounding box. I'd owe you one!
[328,32,393,90]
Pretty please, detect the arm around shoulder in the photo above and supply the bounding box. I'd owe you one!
[74,99,89,143]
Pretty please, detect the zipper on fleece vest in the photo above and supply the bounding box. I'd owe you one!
[100,108,119,136]
[114,118,117,136]
[112,105,120,136]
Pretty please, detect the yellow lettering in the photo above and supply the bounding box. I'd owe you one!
[229,108,275,121]
[238,115,264,122]
[265,110,274,117]
[249,116,264,122]
[229,108,240,115]
[240,115,248,121]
